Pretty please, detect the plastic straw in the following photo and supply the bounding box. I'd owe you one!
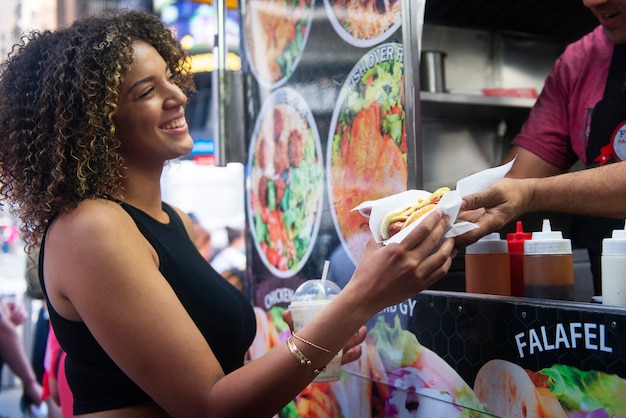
[321,260,330,285]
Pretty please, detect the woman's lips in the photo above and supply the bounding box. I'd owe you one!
[160,115,188,131]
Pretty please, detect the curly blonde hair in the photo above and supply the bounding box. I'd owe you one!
[0,10,195,252]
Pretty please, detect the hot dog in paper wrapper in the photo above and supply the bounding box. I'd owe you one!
[352,160,515,244]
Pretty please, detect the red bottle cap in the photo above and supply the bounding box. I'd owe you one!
[506,221,532,254]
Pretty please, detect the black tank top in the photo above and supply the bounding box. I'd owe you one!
[39,202,256,414]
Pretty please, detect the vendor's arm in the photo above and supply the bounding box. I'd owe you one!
[456,162,626,247]
[503,146,563,179]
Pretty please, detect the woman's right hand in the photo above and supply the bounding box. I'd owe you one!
[347,209,454,314]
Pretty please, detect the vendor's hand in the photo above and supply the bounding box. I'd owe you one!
[455,177,530,248]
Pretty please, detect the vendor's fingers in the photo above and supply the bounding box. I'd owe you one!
[457,207,486,224]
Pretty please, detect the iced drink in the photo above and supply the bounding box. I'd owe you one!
[288,279,342,382]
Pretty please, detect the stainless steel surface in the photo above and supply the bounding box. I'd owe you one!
[418,24,564,190]
[402,0,427,189]
[421,91,535,108]
[215,0,227,165]
[420,50,447,93]
[421,116,503,191]
[422,24,564,94]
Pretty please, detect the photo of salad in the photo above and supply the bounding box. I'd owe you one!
[327,43,407,264]
[323,0,402,48]
[247,88,324,278]
[243,0,315,88]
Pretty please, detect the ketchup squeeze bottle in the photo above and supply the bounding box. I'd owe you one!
[506,221,531,297]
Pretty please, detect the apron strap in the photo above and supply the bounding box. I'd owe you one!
[603,44,625,98]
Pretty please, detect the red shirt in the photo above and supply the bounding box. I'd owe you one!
[512,25,614,168]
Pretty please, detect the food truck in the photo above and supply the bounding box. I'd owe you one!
[164,0,626,416]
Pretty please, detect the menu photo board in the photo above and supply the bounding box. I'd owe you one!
[241,0,430,416]
[242,0,416,298]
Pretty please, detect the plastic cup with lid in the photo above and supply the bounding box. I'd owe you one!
[288,278,342,382]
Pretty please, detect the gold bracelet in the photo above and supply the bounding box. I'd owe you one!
[292,332,335,355]
[286,336,326,375]
[287,336,311,366]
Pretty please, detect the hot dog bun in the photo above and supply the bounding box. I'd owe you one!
[380,187,450,240]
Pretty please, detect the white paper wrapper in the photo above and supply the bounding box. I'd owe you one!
[352,160,514,244]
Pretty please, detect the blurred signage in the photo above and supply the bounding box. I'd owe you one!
[190,138,216,165]
[154,0,238,11]
[190,138,215,156]
[192,0,238,7]
[188,52,241,72]
[156,0,241,59]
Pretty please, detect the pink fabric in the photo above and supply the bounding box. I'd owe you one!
[43,325,73,417]
[512,25,616,168]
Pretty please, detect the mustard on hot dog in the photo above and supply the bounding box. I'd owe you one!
[380,187,450,240]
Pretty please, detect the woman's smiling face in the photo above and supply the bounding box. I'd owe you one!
[115,40,193,168]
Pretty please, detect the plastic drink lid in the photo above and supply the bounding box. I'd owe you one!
[506,221,532,253]
[524,219,572,255]
[603,220,626,255]
[466,232,508,254]
[290,279,341,303]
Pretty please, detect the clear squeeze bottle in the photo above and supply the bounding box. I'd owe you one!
[601,221,626,306]
[465,233,511,296]
[507,221,532,297]
[523,219,574,300]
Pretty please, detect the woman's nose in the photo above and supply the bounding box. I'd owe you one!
[165,83,188,108]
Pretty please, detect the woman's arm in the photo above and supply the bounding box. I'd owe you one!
[0,304,42,405]
[43,199,453,418]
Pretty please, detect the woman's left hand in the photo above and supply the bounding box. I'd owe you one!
[339,325,366,364]
[282,310,366,365]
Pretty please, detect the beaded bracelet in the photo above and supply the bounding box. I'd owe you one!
[291,331,336,355]
[286,336,326,375]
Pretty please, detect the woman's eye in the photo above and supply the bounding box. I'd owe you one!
[139,87,155,98]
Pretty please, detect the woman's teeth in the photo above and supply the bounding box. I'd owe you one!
[162,118,186,129]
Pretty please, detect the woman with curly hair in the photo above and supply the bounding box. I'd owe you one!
[0,9,454,417]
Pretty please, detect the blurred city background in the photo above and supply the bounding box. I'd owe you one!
[0,1,244,416]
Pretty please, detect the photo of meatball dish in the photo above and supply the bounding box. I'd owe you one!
[247,88,324,277]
